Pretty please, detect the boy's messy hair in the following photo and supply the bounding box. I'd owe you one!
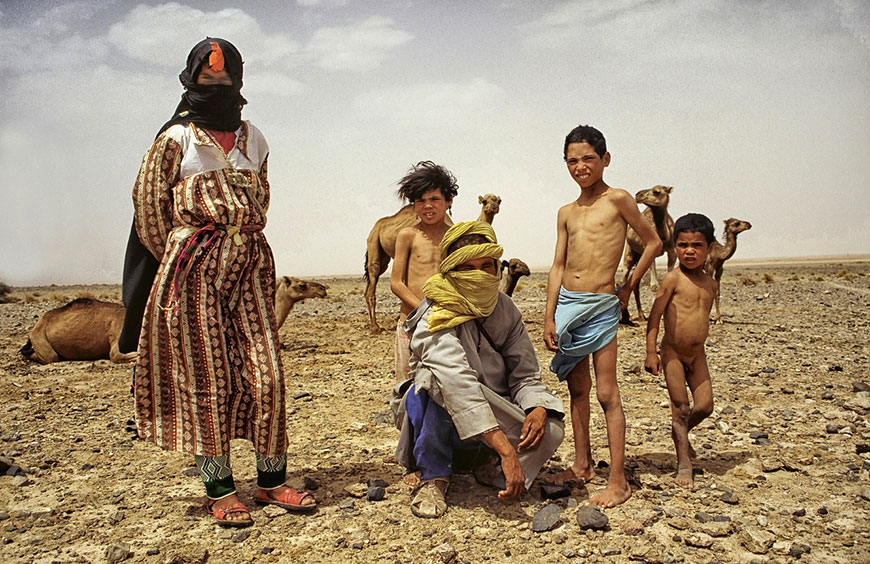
[396,161,459,203]
[563,125,607,159]
[673,213,715,244]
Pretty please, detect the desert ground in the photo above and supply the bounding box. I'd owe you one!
[0,257,868,564]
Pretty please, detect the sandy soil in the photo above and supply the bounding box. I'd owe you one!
[1,259,868,563]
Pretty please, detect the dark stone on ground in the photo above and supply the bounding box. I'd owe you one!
[367,478,388,488]
[532,503,562,532]
[789,542,811,558]
[367,486,386,501]
[183,467,199,477]
[793,508,806,517]
[826,424,838,434]
[695,512,714,523]
[576,506,608,530]
[232,530,251,543]
[293,391,311,400]
[852,381,870,392]
[721,491,739,504]
[540,482,571,500]
[304,476,320,490]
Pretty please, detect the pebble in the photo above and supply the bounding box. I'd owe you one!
[852,381,869,392]
[695,511,714,523]
[303,476,320,490]
[825,423,839,434]
[344,483,368,498]
[431,542,457,563]
[540,482,571,500]
[261,505,287,518]
[561,547,576,558]
[789,541,811,558]
[720,491,739,504]
[756,515,768,527]
[600,546,621,556]
[741,529,774,554]
[621,519,643,535]
[684,532,714,548]
[366,486,386,501]
[145,547,159,556]
[339,499,356,511]
[183,467,200,477]
[232,530,251,543]
[11,475,29,487]
[105,542,132,563]
[822,391,834,400]
[700,521,732,537]
[792,508,806,517]
[218,530,233,540]
[531,503,561,532]
[261,547,274,554]
[293,391,311,400]
[576,506,608,530]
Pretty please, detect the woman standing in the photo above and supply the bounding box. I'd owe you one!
[125,37,314,527]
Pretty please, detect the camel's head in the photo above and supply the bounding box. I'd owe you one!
[504,258,530,278]
[478,194,502,215]
[635,185,672,208]
[723,218,752,235]
[279,276,328,300]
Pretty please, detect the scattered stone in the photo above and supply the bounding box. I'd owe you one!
[366,486,386,501]
[540,482,571,500]
[756,515,768,527]
[145,547,159,556]
[11,475,29,487]
[720,406,736,415]
[81,464,94,471]
[695,511,714,523]
[1,432,21,442]
[825,424,839,434]
[576,506,608,530]
[817,506,828,515]
[859,490,870,502]
[852,381,869,392]
[792,508,806,517]
[821,391,834,400]
[108,510,124,525]
[760,457,783,472]
[621,519,644,535]
[261,547,274,554]
[351,542,363,550]
[789,542,811,558]
[684,532,714,548]
[700,521,732,537]
[561,547,576,558]
[720,491,739,504]
[338,499,356,511]
[183,467,199,477]
[367,478,388,488]
[344,483,368,498]
[293,391,311,400]
[761,368,775,373]
[261,504,287,518]
[828,364,843,372]
[532,503,562,532]
[105,542,132,563]
[431,542,457,563]
[741,529,775,554]
[0,513,8,521]
[218,530,233,540]
[232,530,251,543]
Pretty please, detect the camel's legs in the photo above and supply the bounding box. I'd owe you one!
[364,247,390,333]
[26,330,60,364]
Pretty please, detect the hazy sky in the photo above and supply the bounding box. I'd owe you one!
[1,0,868,286]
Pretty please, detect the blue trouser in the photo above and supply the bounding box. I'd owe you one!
[405,385,490,480]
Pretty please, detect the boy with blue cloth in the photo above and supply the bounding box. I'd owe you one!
[544,125,661,507]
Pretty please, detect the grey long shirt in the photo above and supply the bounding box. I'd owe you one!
[403,293,564,441]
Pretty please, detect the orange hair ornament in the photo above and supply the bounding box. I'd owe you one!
[208,41,225,72]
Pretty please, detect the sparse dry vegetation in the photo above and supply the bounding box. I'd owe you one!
[739,276,757,286]
[762,273,775,283]
[0,281,13,304]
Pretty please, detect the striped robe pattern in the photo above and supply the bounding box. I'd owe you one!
[133,121,287,459]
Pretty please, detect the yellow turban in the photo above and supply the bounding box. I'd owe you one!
[421,221,504,332]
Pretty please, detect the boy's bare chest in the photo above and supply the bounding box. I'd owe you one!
[565,201,624,239]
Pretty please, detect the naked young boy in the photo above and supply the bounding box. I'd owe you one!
[644,213,718,489]
[390,161,458,382]
[544,125,661,507]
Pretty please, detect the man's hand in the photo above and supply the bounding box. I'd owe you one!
[498,450,525,501]
[481,428,526,501]
[617,284,632,310]
[518,407,547,452]
[544,320,558,351]
[644,351,661,375]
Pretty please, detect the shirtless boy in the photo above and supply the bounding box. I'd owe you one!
[644,213,717,489]
[544,124,661,507]
[390,161,458,382]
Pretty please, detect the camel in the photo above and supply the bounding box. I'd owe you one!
[20,298,136,364]
[363,194,503,332]
[705,218,752,323]
[275,276,328,329]
[500,258,530,297]
[477,194,501,224]
[620,185,676,324]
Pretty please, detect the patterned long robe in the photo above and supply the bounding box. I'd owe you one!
[133,121,287,459]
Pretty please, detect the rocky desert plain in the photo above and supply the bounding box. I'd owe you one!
[0,257,868,564]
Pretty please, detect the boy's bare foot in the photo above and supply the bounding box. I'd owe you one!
[588,481,631,508]
[543,465,595,484]
[402,471,421,488]
[688,441,697,460]
[674,466,694,489]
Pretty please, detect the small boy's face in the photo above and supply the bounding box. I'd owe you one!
[414,188,451,225]
[565,142,610,189]
[675,231,709,270]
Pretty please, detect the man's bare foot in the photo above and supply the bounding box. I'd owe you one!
[588,481,631,508]
[402,471,421,488]
[543,465,595,484]
[674,466,694,489]
[688,442,697,460]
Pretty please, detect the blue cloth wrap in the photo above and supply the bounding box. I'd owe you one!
[549,288,620,381]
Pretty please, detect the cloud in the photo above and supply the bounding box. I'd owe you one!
[106,3,301,71]
[297,0,350,6]
[835,0,870,52]
[304,16,412,71]
[352,78,506,128]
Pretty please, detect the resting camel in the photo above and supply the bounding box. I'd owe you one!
[500,258,530,297]
[477,194,501,224]
[363,194,503,332]
[275,276,328,328]
[20,298,136,364]
[620,185,675,324]
[705,218,752,323]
